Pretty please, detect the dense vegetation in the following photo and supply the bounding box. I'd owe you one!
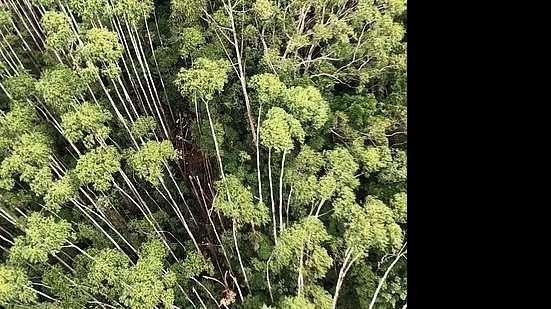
[0,0,407,308]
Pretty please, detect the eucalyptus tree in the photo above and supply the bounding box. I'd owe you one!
[260,107,304,237]
[0,0,407,307]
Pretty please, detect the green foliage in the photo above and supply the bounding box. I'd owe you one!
[260,107,305,152]
[61,102,112,147]
[86,248,130,297]
[36,65,86,113]
[0,264,37,305]
[349,259,407,309]
[9,213,74,264]
[0,0,406,307]
[74,146,121,191]
[120,238,176,309]
[0,132,53,195]
[174,57,231,100]
[365,117,392,146]
[250,77,330,133]
[285,146,342,212]
[171,0,205,25]
[305,285,332,309]
[154,46,180,76]
[171,250,214,283]
[254,0,277,20]
[378,149,407,184]
[42,265,89,308]
[113,0,154,25]
[2,73,37,101]
[192,118,225,156]
[279,295,316,309]
[68,0,113,22]
[250,73,287,107]
[125,140,177,186]
[75,222,110,249]
[390,192,407,224]
[363,196,403,251]
[290,145,324,175]
[78,28,124,64]
[76,28,124,77]
[352,141,392,176]
[44,175,78,212]
[0,190,35,211]
[285,86,330,131]
[179,27,205,57]
[0,103,40,154]
[348,94,379,129]
[213,174,269,227]
[131,116,157,139]
[334,194,403,255]
[30,0,57,8]
[272,216,333,282]
[42,11,75,51]
[325,147,360,191]
[0,10,12,28]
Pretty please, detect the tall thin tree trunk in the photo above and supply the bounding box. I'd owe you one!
[267,148,277,244]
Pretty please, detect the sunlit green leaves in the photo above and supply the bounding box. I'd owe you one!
[44,175,78,212]
[0,132,53,195]
[74,146,121,191]
[0,103,40,154]
[250,73,286,107]
[325,147,359,190]
[279,295,316,309]
[174,57,231,100]
[285,86,330,131]
[178,27,205,57]
[260,107,305,152]
[254,0,277,20]
[125,140,177,186]
[0,10,12,28]
[120,238,176,309]
[250,74,331,132]
[61,102,112,147]
[68,0,113,22]
[250,76,330,132]
[0,264,37,305]
[390,192,407,224]
[334,194,403,255]
[352,140,392,176]
[86,248,130,297]
[289,145,324,175]
[378,149,407,184]
[171,0,205,25]
[29,0,57,7]
[364,196,403,250]
[9,213,74,264]
[213,174,269,227]
[75,28,124,77]
[272,216,333,281]
[131,116,157,139]
[36,65,86,113]
[41,11,75,51]
[0,0,407,307]
[2,73,37,101]
[113,0,154,25]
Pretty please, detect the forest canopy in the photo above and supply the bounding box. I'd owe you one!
[0,0,407,308]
